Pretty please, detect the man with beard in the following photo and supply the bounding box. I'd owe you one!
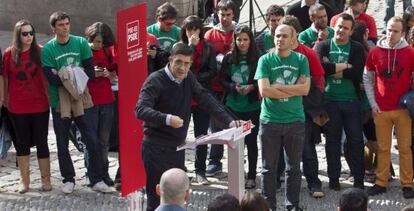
[287,0,335,30]
[364,16,414,199]
[256,4,285,54]
[299,3,335,48]
[315,13,366,191]
[255,24,311,211]
[330,0,377,43]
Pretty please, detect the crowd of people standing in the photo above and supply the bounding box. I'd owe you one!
[2,0,414,210]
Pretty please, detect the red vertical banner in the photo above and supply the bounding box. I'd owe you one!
[116,3,147,197]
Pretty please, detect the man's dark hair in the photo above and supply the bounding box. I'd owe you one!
[207,193,241,211]
[49,11,70,27]
[346,0,366,7]
[217,0,238,15]
[337,13,355,29]
[339,188,368,211]
[155,2,178,21]
[170,43,193,57]
[280,15,302,33]
[266,4,285,20]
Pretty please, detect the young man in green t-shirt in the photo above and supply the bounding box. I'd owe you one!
[298,3,334,48]
[41,11,112,194]
[255,4,285,54]
[147,2,181,52]
[314,13,366,191]
[255,24,310,211]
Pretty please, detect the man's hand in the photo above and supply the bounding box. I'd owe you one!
[332,71,343,78]
[296,76,307,84]
[170,115,184,128]
[229,120,246,128]
[148,48,157,59]
[318,28,329,41]
[372,106,381,117]
[189,33,200,46]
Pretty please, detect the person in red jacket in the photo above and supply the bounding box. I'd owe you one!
[85,22,117,187]
[330,0,377,43]
[204,0,239,176]
[2,20,51,193]
[364,16,414,199]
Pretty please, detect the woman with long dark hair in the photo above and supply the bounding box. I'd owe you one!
[180,15,217,185]
[221,25,260,189]
[2,20,50,193]
[84,22,117,186]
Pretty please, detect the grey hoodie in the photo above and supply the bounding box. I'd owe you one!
[363,37,410,110]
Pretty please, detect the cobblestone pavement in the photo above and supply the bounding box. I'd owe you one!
[0,0,413,210]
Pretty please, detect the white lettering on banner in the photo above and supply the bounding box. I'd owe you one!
[127,48,143,62]
[126,20,139,49]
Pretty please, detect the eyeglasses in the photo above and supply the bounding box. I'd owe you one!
[21,31,34,37]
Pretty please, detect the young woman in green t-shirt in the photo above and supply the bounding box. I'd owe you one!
[221,25,261,189]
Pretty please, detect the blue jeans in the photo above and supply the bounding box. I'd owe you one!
[384,0,412,27]
[260,121,305,209]
[302,115,322,189]
[84,104,114,179]
[52,108,104,186]
[324,101,365,182]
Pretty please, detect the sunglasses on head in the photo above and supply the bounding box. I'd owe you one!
[21,31,34,36]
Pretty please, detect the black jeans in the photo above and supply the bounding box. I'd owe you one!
[230,108,260,179]
[51,108,104,185]
[142,141,185,211]
[260,121,305,209]
[193,106,211,175]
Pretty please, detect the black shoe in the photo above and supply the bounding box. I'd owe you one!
[276,178,282,190]
[103,176,115,187]
[367,184,386,196]
[353,180,365,190]
[402,187,414,199]
[329,180,340,191]
[193,173,210,185]
[286,205,303,211]
[115,182,121,191]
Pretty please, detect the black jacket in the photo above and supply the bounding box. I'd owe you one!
[220,53,259,104]
[314,39,366,99]
[189,39,217,90]
[135,69,234,147]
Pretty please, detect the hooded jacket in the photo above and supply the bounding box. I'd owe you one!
[363,37,414,111]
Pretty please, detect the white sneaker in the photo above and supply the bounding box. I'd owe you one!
[62,182,75,194]
[92,181,113,193]
[85,177,90,186]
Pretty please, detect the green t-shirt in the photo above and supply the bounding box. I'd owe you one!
[254,51,310,123]
[41,35,93,108]
[225,59,261,112]
[147,23,181,52]
[298,26,334,48]
[263,31,275,54]
[325,39,358,101]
